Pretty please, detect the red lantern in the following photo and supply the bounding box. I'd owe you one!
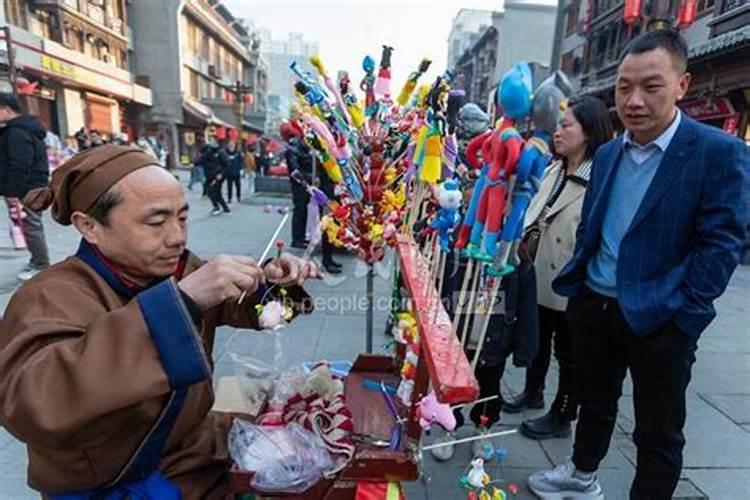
[228,128,240,142]
[215,126,227,140]
[677,0,698,28]
[623,0,642,24]
[243,93,254,106]
[224,90,234,103]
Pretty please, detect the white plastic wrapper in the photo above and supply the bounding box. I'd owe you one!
[229,420,335,493]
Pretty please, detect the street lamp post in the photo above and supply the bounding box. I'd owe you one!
[230,80,253,143]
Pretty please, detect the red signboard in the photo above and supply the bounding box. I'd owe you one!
[679,97,735,121]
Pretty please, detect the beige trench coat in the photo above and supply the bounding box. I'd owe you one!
[524,159,590,311]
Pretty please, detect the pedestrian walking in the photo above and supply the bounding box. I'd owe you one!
[195,142,230,215]
[528,29,749,500]
[503,96,612,442]
[224,140,243,203]
[0,92,51,281]
[244,143,257,196]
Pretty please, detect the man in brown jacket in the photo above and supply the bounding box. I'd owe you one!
[0,145,319,499]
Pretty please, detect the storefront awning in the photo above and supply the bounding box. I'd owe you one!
[183,99,235,128]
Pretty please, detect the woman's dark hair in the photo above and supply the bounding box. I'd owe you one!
[87,186,123,226]
[0,92,22,113]
[567,95,613,161]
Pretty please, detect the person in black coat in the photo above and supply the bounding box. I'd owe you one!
[224,141,244,203]
[0,93,51,280]
[195,141,230,215]
[281,123,312,249]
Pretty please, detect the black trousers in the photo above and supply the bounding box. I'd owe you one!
[525,305,577,419]
[226,175,241,202]
[208,179,228,211]
[568,287,697,499]
[454,359,507,429]
[290,182,309,244]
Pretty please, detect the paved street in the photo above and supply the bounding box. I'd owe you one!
[0,173,748,499]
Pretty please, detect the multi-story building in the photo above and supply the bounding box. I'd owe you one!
[447,8,494,69]
[128,0,265,165]
[555,0,750,142]
[453,0,558,109]
[0,0,152,140]
[550,0,588,89]
[263,31,318,129]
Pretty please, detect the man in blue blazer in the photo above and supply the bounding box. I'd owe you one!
[528,30,749,499]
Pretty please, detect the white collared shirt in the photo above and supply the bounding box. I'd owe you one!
[622,110,682,165]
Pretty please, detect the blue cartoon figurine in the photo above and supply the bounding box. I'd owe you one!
[490,71,573,276]
[431,179,463,252]
[465,62,532,261]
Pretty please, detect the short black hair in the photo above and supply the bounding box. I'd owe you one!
[0,92,22,113]
[87,186,123,226]
[620,29,688,72]
[568,95,613,160]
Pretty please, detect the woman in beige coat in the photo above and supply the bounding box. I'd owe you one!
[504,96,613,440]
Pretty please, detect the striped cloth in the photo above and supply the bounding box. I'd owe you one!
[281,364,355,475]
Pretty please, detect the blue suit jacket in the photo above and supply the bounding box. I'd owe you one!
[553,114,749,337]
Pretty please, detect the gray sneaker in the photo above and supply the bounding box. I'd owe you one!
[18,266,43,281]
[528,459,603,499]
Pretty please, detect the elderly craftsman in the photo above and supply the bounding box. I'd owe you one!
[0,145,320,499]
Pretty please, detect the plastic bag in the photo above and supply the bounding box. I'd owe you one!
[229,420,335,493]
[229,351,278,418]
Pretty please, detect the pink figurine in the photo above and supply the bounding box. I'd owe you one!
[256,301,286,330]
[418,390,457,431]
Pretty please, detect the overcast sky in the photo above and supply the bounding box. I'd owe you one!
[222,0,509,87]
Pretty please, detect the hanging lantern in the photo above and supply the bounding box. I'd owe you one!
[228,128,240,142]
[215,126,227,140]
[224,90,234,103]
[623,0,642,24]
[243,93,254,106]
[677,0,698,28]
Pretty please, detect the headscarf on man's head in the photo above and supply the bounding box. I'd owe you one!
[24,144,159,225]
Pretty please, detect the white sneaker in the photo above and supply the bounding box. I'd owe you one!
[471,427,494,461]
[18,267,42,281]
[528,459,603,499]
[211,208,222,216]
[429,430,456,462]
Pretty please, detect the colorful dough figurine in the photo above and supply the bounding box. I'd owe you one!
[467,63,532,261]
[374,45,395,99]
[417,390,457,431]
[492,71,572,276]
[430,179,462,251]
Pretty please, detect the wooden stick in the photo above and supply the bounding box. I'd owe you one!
[421,428,518,451]
[459,262,482,350]
[451,256,473,340]
[238,212,290,304]
[471,277,503,370]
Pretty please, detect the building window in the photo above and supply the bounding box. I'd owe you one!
[200,30,209,60]
[187,21,198,55]
[697,0,715,12]
[566,2,580,35]
[32,10,55,39]
[63,0,79,8]
[720,0,744,12]
[64,27,84,52]
[189,71,199,99]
